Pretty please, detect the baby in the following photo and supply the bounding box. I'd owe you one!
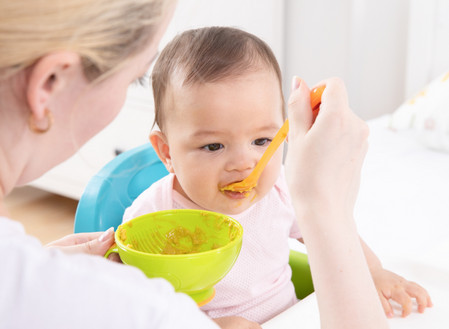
[123,26,431,324]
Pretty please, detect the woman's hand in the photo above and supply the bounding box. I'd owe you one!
[285,77,389,329]
[45,227,115,256]
[285,77,369,223]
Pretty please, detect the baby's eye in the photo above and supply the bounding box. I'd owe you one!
[202,143,224,152]
[253,138,271,146]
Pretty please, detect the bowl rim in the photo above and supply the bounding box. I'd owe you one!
[115,209,243,258]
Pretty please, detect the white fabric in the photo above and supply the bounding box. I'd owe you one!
[388,71,449,152]
[354,115,449,262]
[123,168,301,324]
[0,216,218,329]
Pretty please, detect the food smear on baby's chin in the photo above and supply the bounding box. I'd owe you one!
[222,189,250,199]
[219,180,256,196]
[220,188,258,205]
[219,181,256,195]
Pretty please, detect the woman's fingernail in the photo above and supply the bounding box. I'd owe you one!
[99,227,114,242]
[291,76,301,91]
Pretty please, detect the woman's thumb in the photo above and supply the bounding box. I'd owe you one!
[287,76,312,137]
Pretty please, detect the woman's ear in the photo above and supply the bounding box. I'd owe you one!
[26,52,81,120]
[150,131,174,173]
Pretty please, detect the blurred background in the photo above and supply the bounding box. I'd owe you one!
[28,0,449,201]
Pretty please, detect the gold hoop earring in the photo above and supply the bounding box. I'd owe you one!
[28,109,54,134]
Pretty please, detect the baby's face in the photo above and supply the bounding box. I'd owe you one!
[163,69,284,215]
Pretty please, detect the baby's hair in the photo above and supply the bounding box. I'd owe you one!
[152,26,284,131]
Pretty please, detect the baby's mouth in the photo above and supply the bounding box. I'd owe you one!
[221,189,251,199]
[219,180,255,195]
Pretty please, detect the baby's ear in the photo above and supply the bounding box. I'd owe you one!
[150,131,174,173]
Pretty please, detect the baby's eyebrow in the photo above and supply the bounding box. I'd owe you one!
[190,130,220,138]
[190,124,282,139]
[252,124,283,134]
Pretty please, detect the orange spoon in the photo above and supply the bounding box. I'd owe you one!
[311,85,326,122]
[220,85,325,194]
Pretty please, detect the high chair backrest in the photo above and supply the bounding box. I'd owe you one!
[74,143,168,233]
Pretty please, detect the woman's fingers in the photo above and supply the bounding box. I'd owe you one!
[45,227,115,256]
[287,76,312,137]
[316,77,350,116]
[46,231,106,246]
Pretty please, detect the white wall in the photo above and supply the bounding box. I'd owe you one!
[284,0,410,120]
[135,0,449,120]
[127,0,285,123]
[161,0,284,62]
[406,0,449,98]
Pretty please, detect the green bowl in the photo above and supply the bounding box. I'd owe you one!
[106,209,243,305]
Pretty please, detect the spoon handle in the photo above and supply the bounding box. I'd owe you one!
[240,119,289,187]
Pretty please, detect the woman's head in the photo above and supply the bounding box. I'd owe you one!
[0,0,175,187]
[152,26,285,132]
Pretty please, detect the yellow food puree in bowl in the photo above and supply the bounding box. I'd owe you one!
[162,226,208,255]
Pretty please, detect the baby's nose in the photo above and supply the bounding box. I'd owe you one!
[225,149,259,173]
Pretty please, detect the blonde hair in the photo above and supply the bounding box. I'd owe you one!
[0,0,172,81]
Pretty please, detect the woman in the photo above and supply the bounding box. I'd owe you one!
[0,1,224,328]
[0,0,388,328]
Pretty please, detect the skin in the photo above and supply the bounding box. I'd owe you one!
[286,77,431,328]
[285,77,388,328]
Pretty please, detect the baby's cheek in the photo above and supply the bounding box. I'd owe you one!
[256,175,276,197]
[186,178,215,202]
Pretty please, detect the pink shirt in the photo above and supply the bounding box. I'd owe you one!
[123,168,301,323]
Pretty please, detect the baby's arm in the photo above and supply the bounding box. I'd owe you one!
[359,238,433,318]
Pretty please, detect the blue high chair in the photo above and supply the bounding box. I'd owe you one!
[74,143,314,300]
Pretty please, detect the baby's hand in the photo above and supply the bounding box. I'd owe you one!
[371,268,433,318]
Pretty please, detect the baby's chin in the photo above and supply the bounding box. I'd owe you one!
[203,193,261,216]
[205,206,248,217]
